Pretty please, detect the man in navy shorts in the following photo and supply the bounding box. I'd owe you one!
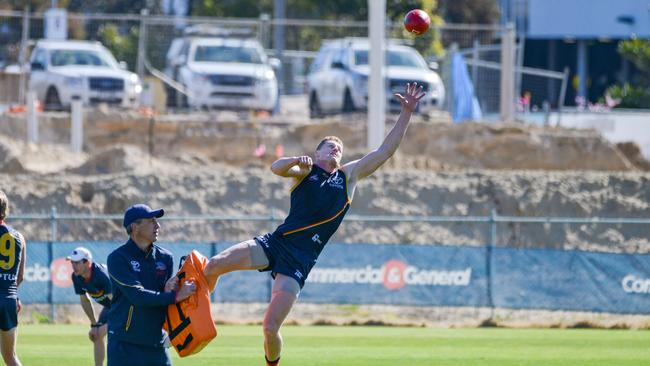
[203,83,425,365]
[0,191,25,366]
[68,246,112,366]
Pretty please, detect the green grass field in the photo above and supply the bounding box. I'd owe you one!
[15,324,650,365]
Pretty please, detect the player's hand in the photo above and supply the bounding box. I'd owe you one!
[16,298,21,313]
[295,156,312,169]
[394,82,425,113]
[164,276,179,293]
[175,280,197,303]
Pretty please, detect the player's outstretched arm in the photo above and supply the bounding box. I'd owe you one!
[343,83,424,181]
[271,156,312,178]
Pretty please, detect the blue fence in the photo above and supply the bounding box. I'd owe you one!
[21,240,650,314]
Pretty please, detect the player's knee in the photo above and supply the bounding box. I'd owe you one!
[262,319,281,338]
[0,350,16,365]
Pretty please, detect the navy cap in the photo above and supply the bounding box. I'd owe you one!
[123,204,164,228]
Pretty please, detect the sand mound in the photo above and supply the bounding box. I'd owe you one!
[0,138,25,174]
[70,144,152,175]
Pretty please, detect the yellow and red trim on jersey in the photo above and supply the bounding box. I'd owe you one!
[282,199,351,236]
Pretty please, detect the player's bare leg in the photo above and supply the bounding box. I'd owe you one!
[93,324,108,366]
[203,240,269,290]
[0,328,21,366]
[262,274,300,365]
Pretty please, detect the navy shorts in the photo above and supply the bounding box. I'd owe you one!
[254,232,314,288]
[97,306,109,325]
[108,335,172,366]
[0,298,18,331]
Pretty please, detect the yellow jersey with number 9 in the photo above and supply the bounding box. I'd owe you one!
[0,225,23,299]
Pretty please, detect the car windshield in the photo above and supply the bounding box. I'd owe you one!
[193,45,263,64]
[354,49,426,68]
[50,49,115,68]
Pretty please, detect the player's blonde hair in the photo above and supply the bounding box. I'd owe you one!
[0,191,8,221]
[316,136,343,151]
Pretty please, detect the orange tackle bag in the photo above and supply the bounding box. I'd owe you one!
[163,250,217,357]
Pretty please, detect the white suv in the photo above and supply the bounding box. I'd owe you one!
[29,40,142,110]
[307,38,445,117]
[164,29,280,112]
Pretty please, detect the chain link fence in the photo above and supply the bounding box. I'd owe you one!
[0,9,571,122]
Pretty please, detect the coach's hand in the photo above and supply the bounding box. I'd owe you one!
[164,276,179,292]
[175,280,197,303]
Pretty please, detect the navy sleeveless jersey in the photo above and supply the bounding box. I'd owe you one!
[72,262,112,308]
[273,165,351,262]
[0,225,23,299]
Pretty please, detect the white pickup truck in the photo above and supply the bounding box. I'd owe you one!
[29,39,142,110]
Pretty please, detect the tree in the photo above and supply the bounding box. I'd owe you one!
[438,0,500,24]
[605,39,650,108]
[98,23,139,71]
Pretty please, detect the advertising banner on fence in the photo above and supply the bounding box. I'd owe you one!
[492,248,650,314]
[18,241,650,314]
[22,241,270,305]
[300,244,490,307]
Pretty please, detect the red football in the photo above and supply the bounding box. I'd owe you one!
[404,9,430,35]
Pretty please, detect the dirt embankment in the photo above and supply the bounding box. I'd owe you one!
[0,110,642,170]
[0,129,648,252]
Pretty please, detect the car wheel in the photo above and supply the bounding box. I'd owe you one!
[309,91,323,118]
[166,87,177,108]
[342,88,356,113]
[44,86,63,111]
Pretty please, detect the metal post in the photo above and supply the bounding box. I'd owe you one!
[259,13,271,48]
[137,9,149,80]
[273,0,286,94]
[557,67,569,126]
[547,40,557,105]
[48,240,55,322]
[487,209,497,317]
[367,0,386,150]
[18,7,30,105]
[490,209,497,248]
[445,43,458,117]
[70,96,83,152]
[26,91,38,143]
[471,39,479,87]
[576,40,588,102]
[50,206,57,242]
[499,23,515,122]
[515,35,525,112]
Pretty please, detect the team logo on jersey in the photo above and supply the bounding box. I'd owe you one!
[309,175,319,182]
[294,270,303,279]
[311,234,323,245]
[327,176,344,189]
[155,261,167,277]
[130,261,141,272]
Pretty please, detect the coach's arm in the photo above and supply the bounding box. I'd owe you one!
[107,252,183,306]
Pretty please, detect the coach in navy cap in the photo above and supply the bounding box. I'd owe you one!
[122,204,165,231]
[107,204,195,366]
